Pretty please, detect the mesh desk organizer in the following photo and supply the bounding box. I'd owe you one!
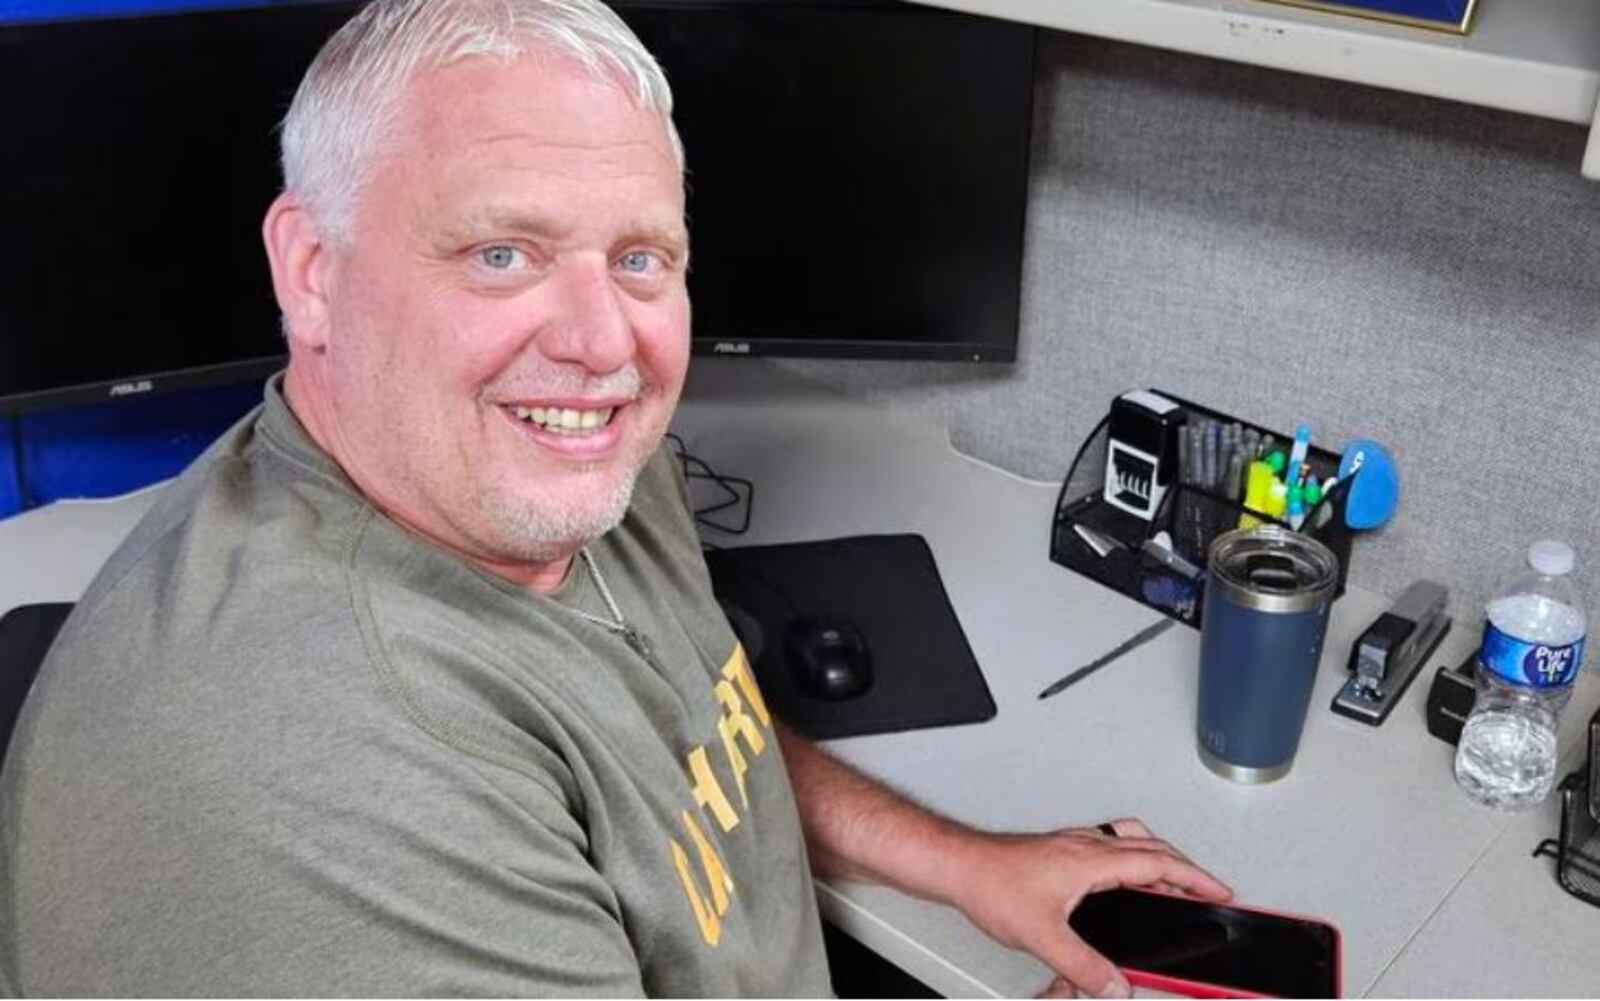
[1534,703,1600,909]
[1050,392,1355,629]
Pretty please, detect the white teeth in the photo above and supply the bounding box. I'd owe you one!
[509,404,617,435]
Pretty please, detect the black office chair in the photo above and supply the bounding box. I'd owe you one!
[0,603,73,770]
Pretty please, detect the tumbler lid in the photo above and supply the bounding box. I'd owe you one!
[1209,525,1339,614]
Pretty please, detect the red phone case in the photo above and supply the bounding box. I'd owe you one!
[1108,889,1343,999]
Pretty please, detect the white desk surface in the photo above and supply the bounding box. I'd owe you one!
[670,371,1600,999]
[0,485,162,612]
[3,373,1597,998]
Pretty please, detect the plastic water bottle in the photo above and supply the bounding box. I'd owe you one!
[1454,541,1587,810]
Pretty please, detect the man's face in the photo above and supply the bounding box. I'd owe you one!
[296,54,689,578]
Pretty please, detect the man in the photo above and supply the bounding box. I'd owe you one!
[0,0,1228,994]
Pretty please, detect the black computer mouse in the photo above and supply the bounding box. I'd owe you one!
[784,617,873,701]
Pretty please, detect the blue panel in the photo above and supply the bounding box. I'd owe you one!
[0,420,19,518]
[13,382,263,509]
[0,0,288,25]
[1328,0,1469,21]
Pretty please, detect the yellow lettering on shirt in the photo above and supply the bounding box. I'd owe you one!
[722,645,771,728]
[714,678,766,806]
[686,745,738,833]
[669,809,733,946]
[668,644,780,948]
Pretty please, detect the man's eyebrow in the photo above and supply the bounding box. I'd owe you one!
[627,220,691,253]
[441,208,575,243]
[438,210,688,253]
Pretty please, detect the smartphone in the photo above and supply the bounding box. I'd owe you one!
[1067,888,1341,998]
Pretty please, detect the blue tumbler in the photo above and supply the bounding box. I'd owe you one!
[1197,526,1339,783]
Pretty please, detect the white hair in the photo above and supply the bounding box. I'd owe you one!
[280,0,683,244]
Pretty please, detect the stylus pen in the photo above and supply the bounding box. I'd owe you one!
[1038,618,1176,700]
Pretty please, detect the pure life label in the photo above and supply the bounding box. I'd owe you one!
[1481,624,1585,689]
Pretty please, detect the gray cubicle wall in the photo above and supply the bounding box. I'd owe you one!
[758,30,1600,626]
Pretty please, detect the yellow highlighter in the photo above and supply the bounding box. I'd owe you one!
[1238,459,1275,528]
[1267,480,1289,519]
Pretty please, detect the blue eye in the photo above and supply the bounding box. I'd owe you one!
[618,251,655,274]
[480,246,524,270]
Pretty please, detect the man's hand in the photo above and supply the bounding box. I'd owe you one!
[774,728,1231,998]
[945,818,1233,999]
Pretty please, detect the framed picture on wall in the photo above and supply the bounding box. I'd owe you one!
[1257,0,1478,34]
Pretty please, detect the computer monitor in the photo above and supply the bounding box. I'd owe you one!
[0,0,350,415]
[0,0,1034,416]
[626,1,1035,362]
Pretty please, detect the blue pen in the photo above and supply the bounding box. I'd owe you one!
[1285,424,1311,496]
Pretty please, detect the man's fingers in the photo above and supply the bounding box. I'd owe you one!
[1029,927,1130,1000]
[1111,849,1233,902]
[1099,818,1152,839]
[1093,834,1200,875]
[1095,832,1211,879]
[1090,824,1190,866]
[1094,835,1177,855]
[1035,975,1076,999]
[1081,822,1233,901]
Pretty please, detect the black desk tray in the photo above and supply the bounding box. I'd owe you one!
[1049,392,1354,629]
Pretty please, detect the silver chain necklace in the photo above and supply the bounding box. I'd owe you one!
[572,548,654,660]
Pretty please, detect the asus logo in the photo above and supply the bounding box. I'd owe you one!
[109,379,154,397]
[711,341,751,355]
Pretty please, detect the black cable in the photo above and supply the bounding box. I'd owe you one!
[664,433,754,534]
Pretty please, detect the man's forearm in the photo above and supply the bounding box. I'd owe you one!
[774,721,982,907]
[774,722,1232,1000]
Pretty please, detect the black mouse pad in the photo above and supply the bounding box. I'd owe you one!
[704,534,995,740]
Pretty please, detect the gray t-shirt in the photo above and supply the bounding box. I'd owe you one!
[0,380,831,997]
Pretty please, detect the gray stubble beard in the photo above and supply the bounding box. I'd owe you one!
[479,448,649,564]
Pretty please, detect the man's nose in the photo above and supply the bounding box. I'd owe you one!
[536,257,637,374]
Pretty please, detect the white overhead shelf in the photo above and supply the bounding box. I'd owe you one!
[911,0,1600,178]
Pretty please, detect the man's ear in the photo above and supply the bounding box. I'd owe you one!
[262,192,335,352]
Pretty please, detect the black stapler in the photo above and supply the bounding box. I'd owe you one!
[1332,580,1452,726]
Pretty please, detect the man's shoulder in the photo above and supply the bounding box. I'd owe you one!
[21,415,376,747]
[7,420,586,827]
[72,416,364,642]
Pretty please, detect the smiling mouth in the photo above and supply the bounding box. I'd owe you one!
[508,404,619,437]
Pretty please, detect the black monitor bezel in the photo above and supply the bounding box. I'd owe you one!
[0,0,1032,418]
[0,357,285,418]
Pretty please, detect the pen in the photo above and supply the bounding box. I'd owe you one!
[1224,451,1245,502]
[1038,618,1177,700]
[1074,523,1126,558]
[1142,536,1203,579]
[1203,422,1219,491]
[1286,424,1311,495]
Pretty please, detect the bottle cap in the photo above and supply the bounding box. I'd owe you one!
[1265,451,1286,475]
[1528,540,1575,577]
